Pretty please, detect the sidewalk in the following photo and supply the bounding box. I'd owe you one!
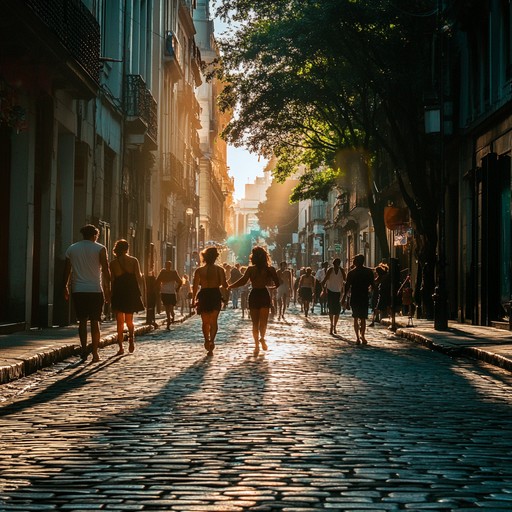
[381,316,512,372]
[1,312,511,385]
[0,311,192,385]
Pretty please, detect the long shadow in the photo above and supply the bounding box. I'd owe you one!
[0,351,214,505]
[2,314,512,510]
[0,355,124,417]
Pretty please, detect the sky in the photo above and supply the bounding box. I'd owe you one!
[212,9,268,200]
[228,147,267,200]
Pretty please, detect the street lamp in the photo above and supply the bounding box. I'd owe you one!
[430,0,448,330]
[186,208,194,275]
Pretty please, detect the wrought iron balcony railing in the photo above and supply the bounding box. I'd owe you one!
[124,74,158,145]
[26,0,100,82]
[162,153,185,196]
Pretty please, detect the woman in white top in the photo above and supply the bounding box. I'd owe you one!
[156,261,182,329]
[321,258,346,335]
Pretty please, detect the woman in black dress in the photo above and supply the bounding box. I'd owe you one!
[192,246,228,355]
[110,239,144,355]
[228,246,280,354]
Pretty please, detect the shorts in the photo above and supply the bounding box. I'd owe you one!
[350,301,369,319]
[72,292,104,321]
[327,290,342,315]
[299,287,313,302]
[276,284,290,300]
[161,293,177,306]
[248,288,271,309]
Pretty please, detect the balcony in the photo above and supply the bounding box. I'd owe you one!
[124,75,158,149]
[190,42,202,86]
[164,31,183,82]
[162,153,185,196]
[0,0,100,98]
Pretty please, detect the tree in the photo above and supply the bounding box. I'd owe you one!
[213,0,442,317]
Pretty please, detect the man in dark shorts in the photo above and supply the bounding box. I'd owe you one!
[64,224,111,362]
[342,254,375,344]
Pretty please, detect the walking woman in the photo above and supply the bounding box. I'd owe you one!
[110,239,145,355]
[228,246,280,354]
[156,261,182,328]
[298,267,315,318]
[321,258,346,334]
[192,246,228,355]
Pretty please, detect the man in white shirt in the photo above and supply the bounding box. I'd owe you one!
[64,224,111,362]
[315,261,329,314]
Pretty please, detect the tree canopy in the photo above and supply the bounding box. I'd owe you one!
[213,0,443,315]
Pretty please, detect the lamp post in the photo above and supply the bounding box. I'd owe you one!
[185,207,194,275]
[430,0,448,330]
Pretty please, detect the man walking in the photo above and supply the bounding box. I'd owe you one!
[64,224,111,362]
[342,254,375,344]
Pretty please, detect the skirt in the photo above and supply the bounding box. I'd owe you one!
[197,288,222,313]
[248,288,271,309]
[111,273,144,313]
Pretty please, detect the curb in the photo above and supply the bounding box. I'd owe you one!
[0,315,196,386]
[395,326,512,373]
[0,324,153,386]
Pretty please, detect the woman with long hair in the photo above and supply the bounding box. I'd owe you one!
[192,246,228,355]
[110,239,145,355]
[228,246,280,354]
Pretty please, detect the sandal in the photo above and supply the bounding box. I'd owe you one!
[128,336,135,353]
[115,348,125,356]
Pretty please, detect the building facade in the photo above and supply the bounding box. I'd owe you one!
[0,0,233,331]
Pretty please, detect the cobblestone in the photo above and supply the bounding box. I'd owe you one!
[1,307,512,510]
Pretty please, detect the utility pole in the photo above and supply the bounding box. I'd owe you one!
[433,0,448,330]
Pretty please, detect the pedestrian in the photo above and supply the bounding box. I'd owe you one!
[239,266,251,319]
[228,246,280,354]
[222,263,231,309]
[110,239,145,355]
[370,263,391,326]
[192,246,228,355]
[294,267,305,307]
[315,261,329,314]
[229,263,242,308]
[342,254,376,344]
[179,274,193,316]
[321,258,347,335]
[398,274,414,317]
[298,267,315,318]
[63,224,111,362]
[156,261,182,329]
[276,261,292,320]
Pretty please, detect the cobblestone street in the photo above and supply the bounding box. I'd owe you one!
[1,307,512,511]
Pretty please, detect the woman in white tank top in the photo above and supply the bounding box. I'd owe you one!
[321,258,346,334]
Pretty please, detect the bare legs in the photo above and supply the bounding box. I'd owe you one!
[78,318,101,361]
[115,312,135,355]
[250,307,270,353]
[165,305,175,329]
[353,317,368,344]
[329,313,340,334]
[201,310,220,355]
[90,320,101,361]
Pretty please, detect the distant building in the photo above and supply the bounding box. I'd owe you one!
[233,171,272,236]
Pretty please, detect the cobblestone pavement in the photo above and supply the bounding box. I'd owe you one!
[1,306,512,511]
